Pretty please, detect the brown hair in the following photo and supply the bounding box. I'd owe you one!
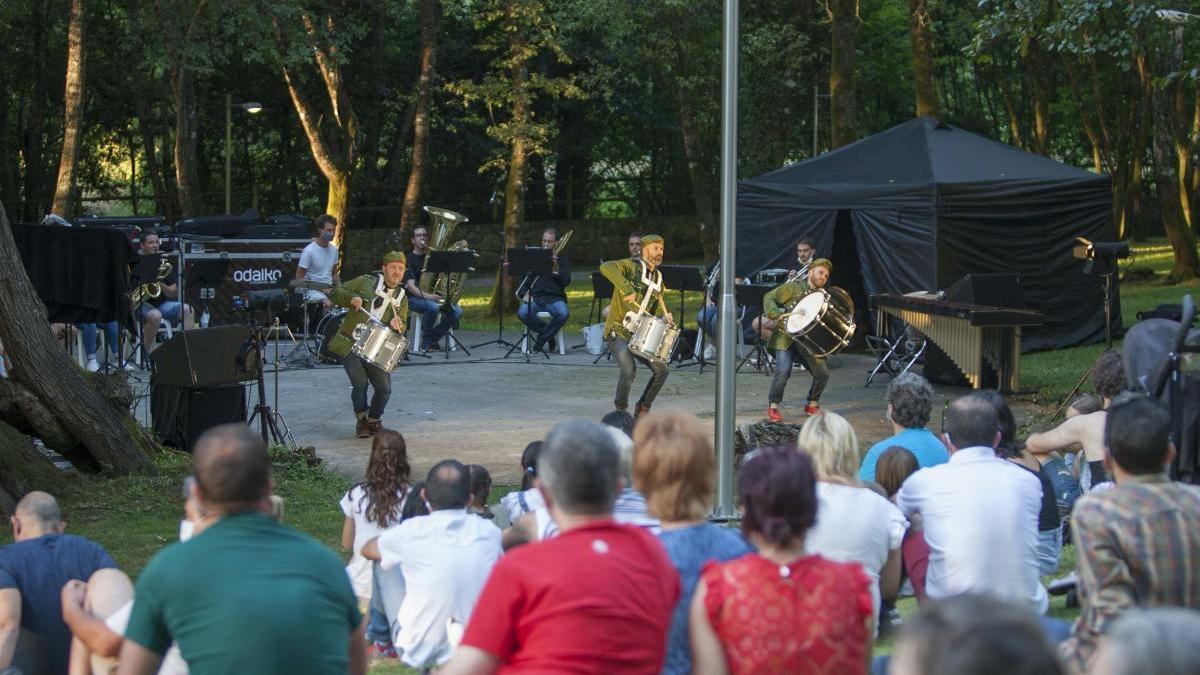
[874,446,919,498]
[357,429,411,527]
[739,448,818,545]
[633,412,714,521]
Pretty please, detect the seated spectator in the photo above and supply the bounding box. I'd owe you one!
[497,441,544,526]
[0,491,116,675]
[691,449,872,673]
[888,594,1062,675]
[896,395,1050,616]
[441,420,679,674]
[975,390,1062,575]
[1089,608,1200,675]
[874,447,930,604]
[400,482,430,520]
[1061,396,1200,673]
[117,424,365,675]
[601,409,635,437]
[632,412,751,675]
[467,465,495,523]
[799,411,907,634]
[338,429,411,658]
[874,446,919,500]
[362,460,501,671]
[859,373,948,481]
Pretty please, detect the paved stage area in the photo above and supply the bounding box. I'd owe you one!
[137,328,1003,486]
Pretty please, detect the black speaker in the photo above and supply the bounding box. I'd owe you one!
[150,326,255,387]
[150,382,246,450]
[944,273,1024,309]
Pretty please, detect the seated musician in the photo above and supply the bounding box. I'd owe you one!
[294,214,340,310]
[518,228,571,353]
[599,234,673,418]
[600,231,642,322]
[695,253,755,354]
[328,251,409,438]
[403,225,463,351]
[789,238,816,283]
[133,232,193,352]
[760,258,833,422]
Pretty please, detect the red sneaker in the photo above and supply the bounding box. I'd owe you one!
[767,407,783,423]
[367,641,398,660]
[804,402,821,416]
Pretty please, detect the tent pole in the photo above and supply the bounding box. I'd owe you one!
[714,0,739,520]
[813,84,819,156]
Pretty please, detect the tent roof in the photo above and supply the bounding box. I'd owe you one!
[745,117,1107,195]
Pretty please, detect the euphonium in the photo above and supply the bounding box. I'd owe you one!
[418,206,473,306]
[131,257,172,306]
[552,229,573,272]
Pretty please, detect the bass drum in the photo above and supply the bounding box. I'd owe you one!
[313,309,348,364]
[782,287,856,358]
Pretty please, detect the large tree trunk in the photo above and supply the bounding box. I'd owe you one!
[172,67,204,216]
[1150,63,1200,280]
[1026,39,1052,155]
[50,0,86,219]
[908,0,937,118]
[829,0,859,148]
[135,97,172,222]
[22,0,51,221]
[488,11,529,318]
[675,76,718,259]
[399,0,442,237]
[0,419,64,516]
[0,201,156,474]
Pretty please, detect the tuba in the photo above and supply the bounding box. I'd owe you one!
[418,206,474,307]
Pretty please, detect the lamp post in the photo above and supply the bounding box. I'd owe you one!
[225,94,263,214]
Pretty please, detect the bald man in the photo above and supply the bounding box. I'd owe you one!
[1,491,117,675]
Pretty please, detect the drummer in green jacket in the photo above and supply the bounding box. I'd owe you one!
[599,234,674,418]
[328,251,410,438]
[760,258,833,422]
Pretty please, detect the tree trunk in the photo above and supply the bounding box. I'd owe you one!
[1151,88,1200,279]
[135,97,172,222]
[50,0,86,219]
[488,13,529,318]
[172,67,204,216]
[1027,39,1052,155]
[399,0,442,237]
[22,0,51,221]
[325,172,353,250]
[908,0,937,118]
[0,201,156,474]
[0,420,64,516]
[675,75,718,259]
[829,0,859,148]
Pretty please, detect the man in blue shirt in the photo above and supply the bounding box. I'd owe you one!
[0,491,116,675]
[860,372,949,481]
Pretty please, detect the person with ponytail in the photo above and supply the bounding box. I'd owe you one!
[689,448,873,674]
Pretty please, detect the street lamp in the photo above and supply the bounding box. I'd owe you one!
[225,94,263,214]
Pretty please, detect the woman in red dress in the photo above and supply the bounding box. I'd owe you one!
[689,448,873,675]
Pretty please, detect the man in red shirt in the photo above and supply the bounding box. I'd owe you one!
[440,420,680,674]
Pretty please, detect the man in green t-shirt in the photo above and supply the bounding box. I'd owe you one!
[760,258,833,422]
[598,234,674,417]
[117,424,365,675]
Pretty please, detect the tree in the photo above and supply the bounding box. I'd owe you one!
[50,0,86,219]
[909,0,937,117]
[399,0,443,236]
[829,0,859,147]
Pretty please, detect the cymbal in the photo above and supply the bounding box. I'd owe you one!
[289,278,332,290]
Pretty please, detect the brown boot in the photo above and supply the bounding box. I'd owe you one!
[355,416,370,438]
[367,418,383,435]
[635,402,651,420]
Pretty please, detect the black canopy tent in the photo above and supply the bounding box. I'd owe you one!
[736,117,1117,351]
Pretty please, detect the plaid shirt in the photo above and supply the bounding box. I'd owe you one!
[1062,473,1200,673]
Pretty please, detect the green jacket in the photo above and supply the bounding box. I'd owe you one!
[600,258,668,340]
[762,278,810,351]
[326,273,409,358]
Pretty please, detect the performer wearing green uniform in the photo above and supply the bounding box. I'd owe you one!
[599,234,674,417]
[762,258,833,422]
[328,251,409,438]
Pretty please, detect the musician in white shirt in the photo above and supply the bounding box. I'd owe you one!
[294,215,340,309]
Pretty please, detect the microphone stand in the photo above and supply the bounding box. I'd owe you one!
[473,225,518,350]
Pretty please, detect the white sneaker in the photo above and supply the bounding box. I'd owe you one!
[702,343,717,360]
[86,359,100,373]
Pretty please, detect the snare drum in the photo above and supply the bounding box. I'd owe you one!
[754,268,791,286]
[781,287,856,358]
[314,309,348,364]
[627,314,681,364]
[351,319,409,373]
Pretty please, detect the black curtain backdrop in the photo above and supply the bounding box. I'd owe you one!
[736,117,1115,352]
[13,224,135,325]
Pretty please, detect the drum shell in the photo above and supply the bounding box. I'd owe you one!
[784,289,856,358]
[628,315,681,364]
[315,309,348,364]
[351,321,408,373]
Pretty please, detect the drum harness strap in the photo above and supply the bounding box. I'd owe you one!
[636,260,669,318]
[368,273,408,326]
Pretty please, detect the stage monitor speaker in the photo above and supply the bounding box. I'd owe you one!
[944,273,1024,309]
[150,382,246,451]
[151,326,255,388]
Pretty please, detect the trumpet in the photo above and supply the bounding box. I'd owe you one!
[131,256,172,306]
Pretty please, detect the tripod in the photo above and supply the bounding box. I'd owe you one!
[473,234,519,351]
[734,284,774,375]
[244,321,294,447]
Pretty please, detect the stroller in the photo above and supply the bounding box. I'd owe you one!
[1122,294,1200,484]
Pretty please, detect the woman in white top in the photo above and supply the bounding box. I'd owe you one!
[799,410,908,634]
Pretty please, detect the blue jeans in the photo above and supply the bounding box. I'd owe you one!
[769,345,829,405]
[610,337,670,410]
[517,298,569,343]
[696,304,756,345]
[137,300,185,322]
[1042,457,1082,517]
[367,562,406,645]
[1037,526,1062,576]
[342,355,391,419]
[407,296,462,348]
[80,322,120,358]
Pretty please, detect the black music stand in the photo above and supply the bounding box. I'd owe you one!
[504,247,553,361]
[735,284,774,375]
[659,265,708,371]
[423,250,476,358]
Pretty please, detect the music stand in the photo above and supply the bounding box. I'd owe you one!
[504,247,553,361]
[423,250,477,358]
[735,284,774,375]
[659,265,708,371]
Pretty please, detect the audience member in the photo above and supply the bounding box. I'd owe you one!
[467,465,495,522]
[400,482,430,521]
[888,594,1063,675]
[874,446,918,499]
[896,396,1050,616]
[975,390,1063,575]
[338,429,411,657]
[0,491,116,675]
[441,420,679,674]
[497,441,544,526]
[691,448,872,673]
[799,411,907,634]
[362,460,501,670]
[631,412,751,675]
[1088,608,1200,675]
[116,424,365,675]
[1061,396,1200,673]
[859,373,948,481]
[601,409,635,437]
[873,447,930,603]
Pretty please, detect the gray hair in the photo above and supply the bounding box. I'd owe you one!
[1097,608,1200,675]
[15,491,63,530]
[887,372,935,429]
[540,420,620,515]
[608,427,634,485]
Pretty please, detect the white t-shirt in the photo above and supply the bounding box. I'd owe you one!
[377,509,502,668]
[339,485,408,598]
[299,240,338,284]
[804,482,907,631]
[100,600,189,675]
[499,487,545,523]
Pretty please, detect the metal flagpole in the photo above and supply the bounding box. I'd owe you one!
[714,0,739,519]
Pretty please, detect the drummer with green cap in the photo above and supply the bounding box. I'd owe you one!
[599,233,674,418]
[760,257,833,422]
[328,250,410,438]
